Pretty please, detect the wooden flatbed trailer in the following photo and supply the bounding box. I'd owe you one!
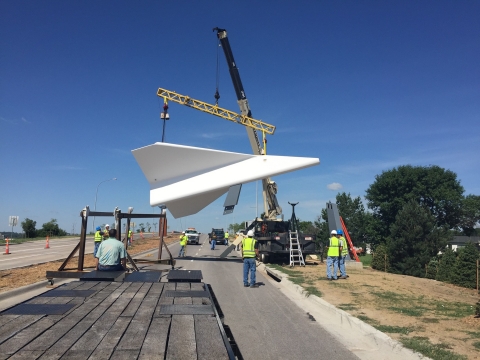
[0,270,241,359]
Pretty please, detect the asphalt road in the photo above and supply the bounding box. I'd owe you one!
[0,234,154,271]
[137,234,359,360]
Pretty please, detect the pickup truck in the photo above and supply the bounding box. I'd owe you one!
[185,228,200,245]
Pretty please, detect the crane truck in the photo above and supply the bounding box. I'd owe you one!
[214,27,316,263]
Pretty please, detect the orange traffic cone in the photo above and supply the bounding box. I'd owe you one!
[140,231,144,239]
[45,236,50,249]
[4,238,11,255]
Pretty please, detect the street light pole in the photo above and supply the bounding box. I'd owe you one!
[92,177,117,233]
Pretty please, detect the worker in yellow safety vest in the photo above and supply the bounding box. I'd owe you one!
[94,226,104,258]
[242,230,259,288]
[127,229,133,246]
[103,224,110,240]
[326,230,342,280]
[337,229,349,279]
[224,231,229,246]
[178,231,188,257]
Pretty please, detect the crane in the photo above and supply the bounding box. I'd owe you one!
[213,27,282,220]
[156,87,275,136]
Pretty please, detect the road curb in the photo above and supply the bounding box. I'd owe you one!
[260,264,429,360]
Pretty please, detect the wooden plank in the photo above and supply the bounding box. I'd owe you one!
[63,283,138,359]
[115,293,159,351]
[166,315,196,360]
[0,316,57,359]
[146,282,163,296]
[0,315,20,328]
[174,296,192,305]
[175,282,191,290]
[120,283,152,317]
[195,315,229,360]
[38,283,130,359]
[0,315,43,346]
[190,283,204,291]
[7,350,44,359]
[87,316,131,360]
[157,283,175,307]
[22,283,121,352]
[109,349,140,360]
[138,316,171,360]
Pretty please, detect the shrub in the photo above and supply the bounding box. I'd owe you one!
[436,248,456,283]
[371,244,390,272]
[450,242,479,289]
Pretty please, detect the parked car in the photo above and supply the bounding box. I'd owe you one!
[209,228,226,245]
[185,228,200,245]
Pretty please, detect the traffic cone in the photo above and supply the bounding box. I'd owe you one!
[45,236,50,249]
[4,238,11,255]
[140,231,144,239]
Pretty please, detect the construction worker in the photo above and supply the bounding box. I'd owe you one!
[211,232,217,250]
[94,226,104,258]
[95,228,127,272]
[224,231,229,246]
[326,230,342,280]
[337,229,348,279]
[127,229,133,246]
[242,230,259,288]
[178,231,187,257]
[103,224,110,240]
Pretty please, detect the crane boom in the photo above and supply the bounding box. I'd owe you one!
[214,27,282,219]
[156,88,275,135]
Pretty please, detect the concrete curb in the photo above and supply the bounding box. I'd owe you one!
[260,264,430,360]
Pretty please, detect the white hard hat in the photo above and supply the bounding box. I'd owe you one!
[105,224,110,228]
[247,230,254,237]
[182,231,185,234]
[331,230,337,235]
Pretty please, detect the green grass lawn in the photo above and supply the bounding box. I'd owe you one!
[360,254,372,267]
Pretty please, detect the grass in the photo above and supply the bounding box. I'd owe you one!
[303,286,322,298]
[338,303,358,311]
[375,325,413,335]
[473,341,480,350]
[400,336,467,360]
[371,290,475,319]
[361,254,372,267]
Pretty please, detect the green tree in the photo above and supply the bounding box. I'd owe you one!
[298,220,316,234]
[451,242,479,289]
[459,194,480,236]
[21,218,37,238]
[371,244,390,271]
[139,223,145,232]
[146,222,151,232]
[38,219,67,237]
[314,209,329,252]
[387,200,450,277]
[436,247,456,283]
[365,165,464,238]
[425,258,438,279]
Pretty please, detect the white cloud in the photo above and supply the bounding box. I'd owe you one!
[327,182,343,190]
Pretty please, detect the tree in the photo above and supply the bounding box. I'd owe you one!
[365,165,464,238]
[21,218,37,238]
[387,200,450,277]
[425,258,438,279]
[146,222,151,232]
[38,219,67,237]
[298,220,316,234]
[371,244,390,271]
[450,242,479,289]
[139,223,145,232]
[459,194,480,236]
[436,247,456,283]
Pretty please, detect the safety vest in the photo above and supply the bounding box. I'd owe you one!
[103,228,110,239]
[128,230,132,238]
[327,236,341,257]
[242,237,256,258]
[224,232,229,239]
[339,236,348,255]
[94,231,102,242]
[180,235,187,246]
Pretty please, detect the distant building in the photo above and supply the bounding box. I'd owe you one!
[448,236,480,252]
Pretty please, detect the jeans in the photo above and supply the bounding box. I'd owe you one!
[211,240,216,250]
[327,256,339,279]
[98,264,123,271]
[243,257,256,286]
[225,239,228,246]
[178,245,185,257]
[94,242,101,258]
[339,255,347,277]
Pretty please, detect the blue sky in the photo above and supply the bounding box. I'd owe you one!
[1,1,479,234]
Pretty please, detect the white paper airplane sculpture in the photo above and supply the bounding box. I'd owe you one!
[132,142,320,218]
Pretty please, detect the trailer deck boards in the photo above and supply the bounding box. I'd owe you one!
[0,280,234,359]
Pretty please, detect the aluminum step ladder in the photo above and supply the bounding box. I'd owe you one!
[289,230,305,267]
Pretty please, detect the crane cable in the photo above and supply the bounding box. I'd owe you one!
[214,38,221,105]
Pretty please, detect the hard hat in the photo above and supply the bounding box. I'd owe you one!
[105,224,110,228]
[331,230,337,235]
[247,230,254,237]
[182,231,185,234]
[337,229,343,235]
[96,226,101,231]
